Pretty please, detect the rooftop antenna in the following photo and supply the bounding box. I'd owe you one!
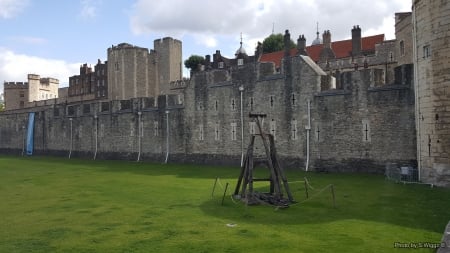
[272,22,275,34]
[316,22,320,39]
[240,32,243,46]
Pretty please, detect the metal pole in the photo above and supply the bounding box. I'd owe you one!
[239,86,245,167]
[412,6,421,182]
[164,110,170,164]
[21,125,25,156]
[137,111,142,162]
[93,115,98,160]
[305,100,311,171]
[69,118,73,159]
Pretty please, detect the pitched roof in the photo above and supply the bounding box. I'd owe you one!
[259,34,385,68]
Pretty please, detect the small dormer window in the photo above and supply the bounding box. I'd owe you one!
[237,59,244,66]
[399,40,405,57]
[218,62,224,68]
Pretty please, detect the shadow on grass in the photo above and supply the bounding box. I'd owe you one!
[199,181,450,234]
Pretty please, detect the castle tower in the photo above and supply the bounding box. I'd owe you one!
[107,43,154,100]
[27,74,41,102]
[153,37,182,95]
[413,0,450,186]
[3,81,28,110]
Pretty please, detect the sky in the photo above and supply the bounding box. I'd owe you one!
[0,0,411,92]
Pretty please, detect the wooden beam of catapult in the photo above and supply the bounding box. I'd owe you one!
[233,113,294,206]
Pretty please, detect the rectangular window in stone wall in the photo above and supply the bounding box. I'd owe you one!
[423,45,431,58]
[78,125,83,138]
[214,123,220,141]
[291,120,297,140]
[231,123,237,141]
[362,119,371,142]
[83,104,91,115]
[270,119,276,140]
[231,98,236,111]
[154,121,159,137]
[400,40,405,56]
[143,98,155,109]
[199,124,204,141]
[214,100,218,111]
[67,106,76,116]
[249,97,254,111]
[269,95,275,108]
[101,102,109,112]
[54,108,60,117]
[100,123,105,137]
[315,124,321,142]
[249,121,256,135]
[130,122,135,137]
[120,100,131,111]
[177,94,184,105]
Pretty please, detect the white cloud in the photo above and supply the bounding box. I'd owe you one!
[79,0,100,20]
[8,36,47,45]
[0,0,29,19]
[0,48,80,91]
[130,0,411,49]
[194,34,218,48]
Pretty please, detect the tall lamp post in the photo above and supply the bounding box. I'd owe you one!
[239,85,245,167]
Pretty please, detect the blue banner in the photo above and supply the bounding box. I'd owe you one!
[26,112,35,156]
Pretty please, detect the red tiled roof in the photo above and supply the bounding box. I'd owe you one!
[259,34,385,68]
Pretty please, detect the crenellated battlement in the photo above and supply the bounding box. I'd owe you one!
[40,78,59,84]
[4,82,29,89]
[108,43,149,53]
[154,37,182,46]
[169,78,189,90]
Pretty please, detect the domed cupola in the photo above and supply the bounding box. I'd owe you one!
[235,33,247,57]
[311,22,322,45]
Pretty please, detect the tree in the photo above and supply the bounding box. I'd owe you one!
[184,55,205,71]
[262,33,296,53]
[0,103,4,111]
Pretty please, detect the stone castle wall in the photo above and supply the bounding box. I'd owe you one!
[0,54,417,173]
[413,0,450,186]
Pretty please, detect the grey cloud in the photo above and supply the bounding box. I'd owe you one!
[130,0,410,43]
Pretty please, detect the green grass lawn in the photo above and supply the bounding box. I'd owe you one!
[0,155,449,253]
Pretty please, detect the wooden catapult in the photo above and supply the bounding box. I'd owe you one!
[234,113,294,206]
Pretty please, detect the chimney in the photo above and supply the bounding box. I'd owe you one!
[284,29,291,57]
[213,50,222,62]
[297,35,307,56]
[322,30,332,49]
[205,55,211,69]
[255,41,263,60]
[352,25,362,56]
